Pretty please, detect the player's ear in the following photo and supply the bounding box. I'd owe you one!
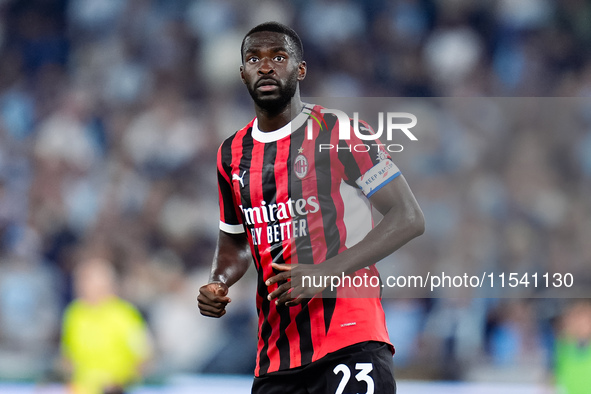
[240,65,246,84]
[297,61,306,81]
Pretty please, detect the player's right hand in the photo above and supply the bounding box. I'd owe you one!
[198,282,231,318]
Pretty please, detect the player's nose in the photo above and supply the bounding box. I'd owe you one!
[258,58,275,75]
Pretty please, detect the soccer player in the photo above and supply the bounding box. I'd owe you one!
[198,22,424,393]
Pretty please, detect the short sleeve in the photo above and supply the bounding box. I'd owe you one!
[217,142,245,234]
[338,119,401,198]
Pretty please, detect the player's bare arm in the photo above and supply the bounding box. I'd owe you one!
[198,230,251,318]
[266,174,424,306]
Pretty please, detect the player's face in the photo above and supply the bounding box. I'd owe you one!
[241,31,306,113]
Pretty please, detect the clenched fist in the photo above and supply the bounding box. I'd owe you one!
[198,282,231,318]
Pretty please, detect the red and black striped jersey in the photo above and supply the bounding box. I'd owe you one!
[217,104,401,376]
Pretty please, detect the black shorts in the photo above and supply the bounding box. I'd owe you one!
[252,341,396,394]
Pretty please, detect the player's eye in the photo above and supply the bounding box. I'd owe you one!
[247,56,259,64]
[273,55,286,62]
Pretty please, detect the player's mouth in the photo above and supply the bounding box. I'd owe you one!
[257,78,279,92]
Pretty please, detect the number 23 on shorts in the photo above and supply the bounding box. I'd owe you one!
[333,363,374,394]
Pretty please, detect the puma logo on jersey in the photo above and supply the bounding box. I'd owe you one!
[232,171,246,188]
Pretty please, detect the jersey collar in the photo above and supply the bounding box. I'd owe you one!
[252,103,313,143]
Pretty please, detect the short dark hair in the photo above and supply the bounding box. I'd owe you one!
[241,21,304,62]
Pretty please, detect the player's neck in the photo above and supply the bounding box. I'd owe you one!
[255,95,304,132]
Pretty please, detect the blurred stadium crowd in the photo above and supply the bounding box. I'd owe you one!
[0,0,591,389]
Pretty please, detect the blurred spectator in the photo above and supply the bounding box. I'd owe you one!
[554,301,591,394]
[145,254,223,374]
[0,243,61,380]
[489,301,543,366]
[121,89,204,178]
[473,300,550,384]
[61,258,152,394]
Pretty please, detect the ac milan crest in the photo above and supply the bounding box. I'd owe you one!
[294,154,308,179]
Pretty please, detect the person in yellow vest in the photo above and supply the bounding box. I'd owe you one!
[61,258,152,394]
